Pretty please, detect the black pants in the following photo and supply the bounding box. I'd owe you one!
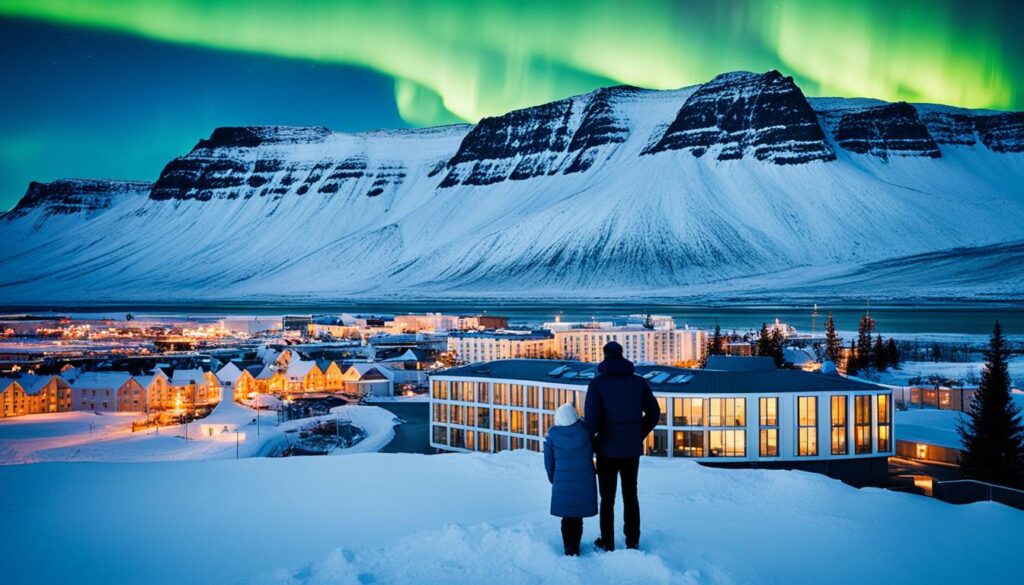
[597,455,640,549]
[560,517,583,555]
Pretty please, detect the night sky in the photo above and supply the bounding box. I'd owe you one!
[1,0,1021,210]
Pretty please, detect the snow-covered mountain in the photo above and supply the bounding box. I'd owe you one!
[2,70,1023,304]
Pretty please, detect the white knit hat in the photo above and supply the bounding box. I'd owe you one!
[554,403,579,427]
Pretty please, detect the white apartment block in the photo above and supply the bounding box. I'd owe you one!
[555,326,707,366]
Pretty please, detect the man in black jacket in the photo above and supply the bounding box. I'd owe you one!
[583,341,660,551]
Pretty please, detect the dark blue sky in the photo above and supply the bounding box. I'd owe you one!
[0,17,407,209]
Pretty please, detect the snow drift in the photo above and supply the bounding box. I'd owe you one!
[1,70,1023,303]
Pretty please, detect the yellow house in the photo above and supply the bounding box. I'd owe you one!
[1,379,29,417]
[216,362,257,401]
[283,360,324,395]
[70,372,142,412]
[318,360,344,391]
[255,365,286,395]
[17,374,73,413]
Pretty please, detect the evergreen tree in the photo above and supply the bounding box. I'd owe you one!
[769,328,786,368]
[931,342,942,361]
[886,338,900,369]
[756,323,773,359]
[873,335,888,371]
[856,313,875,369]
[709,322,723,356]
[824,314,842,364]
[846,339,860,375]
[957,321,1024,488]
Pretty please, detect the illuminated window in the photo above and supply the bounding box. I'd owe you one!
[493,384,509,405]
[673,398,703,426]
[542,387,558,411]
[645,429,668,456]
[831,396,848,455]
[493,408,509,432]
[510,410,523,434]
[656,396,668,426]
[939,390,951,410]
[476,432,491,453]
[526,386,539,409]
[759,397,778,457]
[450,428,465,449]
[526,438,541,452]
[510,384,524,407]
[673,430,704,457]
[855,395,872,454]
[432,403,448,423]
[542,413,554,435]
[877,394,892,452]
[510,436,523,450]
[797,396,818,456]
[476,383,489,404]
[709,398,745,427]
[708,429,745,457]
[466,430,476,451]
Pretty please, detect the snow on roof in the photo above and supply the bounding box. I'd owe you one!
[783,347,817,366]
[895,409,965,450]
[255,365,278,380]
[170,368,207,386]
[70,372,134,390]
[346,363,395,380]
[216,362,244,383]
[383,349,424,362]
[14,374,65,395]
[285,360,319,381]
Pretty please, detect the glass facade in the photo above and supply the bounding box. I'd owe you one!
[877,394,891,452]
[830,395,848,455]
[673,397,703,426]
[430,377,890,464]
[709,398,745,427]
[797,396,818,456]
[708,429,745,457]
[855,395,872,454]
[759,397,778,457]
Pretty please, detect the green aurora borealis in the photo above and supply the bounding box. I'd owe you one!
[2,0,1021,126]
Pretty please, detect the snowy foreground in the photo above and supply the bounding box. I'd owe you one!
[2,452,1021,585]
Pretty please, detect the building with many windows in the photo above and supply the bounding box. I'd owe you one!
[429,358,894,486]
[446,330,557,365]
[553,326,707,366]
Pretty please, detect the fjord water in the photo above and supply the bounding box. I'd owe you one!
[11,302,1023,335]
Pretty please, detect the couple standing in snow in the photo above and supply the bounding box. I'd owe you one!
[543,341,661,555]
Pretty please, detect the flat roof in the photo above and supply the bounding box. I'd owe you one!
[436,359,886,394]
[448,330,553,340]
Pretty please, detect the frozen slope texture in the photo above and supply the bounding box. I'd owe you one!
[1,70,1023,304]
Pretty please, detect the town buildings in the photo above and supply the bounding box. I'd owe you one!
[554,326,706,366]
[428,357,895,486]
[446,330,557,364]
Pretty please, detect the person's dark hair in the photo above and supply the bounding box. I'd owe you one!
[603,341,624,359]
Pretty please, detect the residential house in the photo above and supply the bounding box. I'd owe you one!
[16,374,73,413]
[71,372,143,412]
[217,362,256,401]
[283,360,324,394]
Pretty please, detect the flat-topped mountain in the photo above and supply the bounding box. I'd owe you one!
[2,70,1023,303]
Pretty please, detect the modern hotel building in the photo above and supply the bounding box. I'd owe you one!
[429,357,894,486]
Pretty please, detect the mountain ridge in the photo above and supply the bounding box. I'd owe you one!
[2,70,1023,303]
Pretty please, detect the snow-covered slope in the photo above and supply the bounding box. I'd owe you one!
[1,70,1022,303]
[1,452,1020,585]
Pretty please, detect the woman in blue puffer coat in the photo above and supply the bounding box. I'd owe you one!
[543,403,598,555]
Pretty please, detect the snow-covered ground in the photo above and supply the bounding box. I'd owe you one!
[873,357,1024,387]
[0,401,399,464]
[1,451,1020,585]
